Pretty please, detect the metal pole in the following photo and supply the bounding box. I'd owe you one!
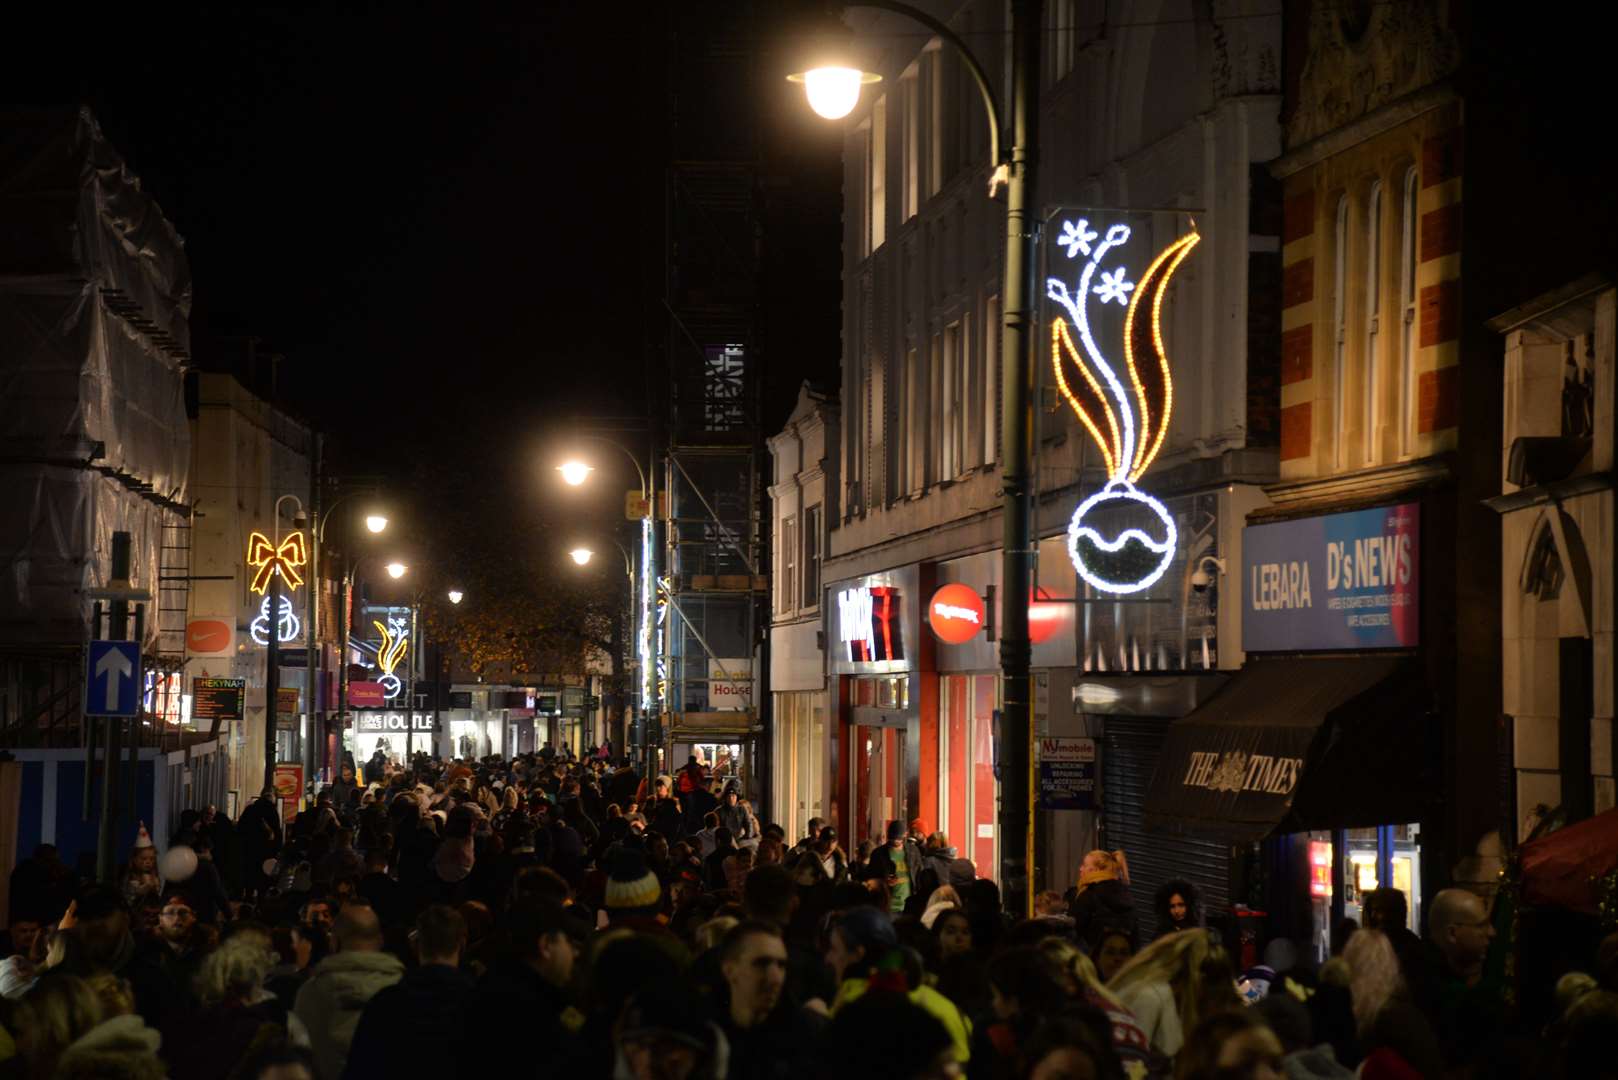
[405,602,418,765]
[998,0,1041,919]
[266,569,281,800]
[97,533,132,883]
[308,440,322,784]
[339,565,352,769]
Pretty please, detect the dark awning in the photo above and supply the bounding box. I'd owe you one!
[1142,656,1438,841]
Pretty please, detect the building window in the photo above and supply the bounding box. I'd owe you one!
[780,515,798,613]
[870,96,887,252]
[905,346,924,493]
[802,505,821,609]
[929,332,944,485]
[1363,180,1382,464]
[901,69,920,221]
[1047,0,1076,84]
[1332,194,1350,468]
[942,321,962,477]
[1399,167,1419,456]
[984,294,1000,465]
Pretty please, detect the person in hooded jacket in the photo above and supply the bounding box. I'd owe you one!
[292,904,403,1080]
[1154,878,1202,939]
[1068,849,1136,953]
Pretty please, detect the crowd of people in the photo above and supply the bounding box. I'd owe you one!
[2,742,1615,1079]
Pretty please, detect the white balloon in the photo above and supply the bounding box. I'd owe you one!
[159,845,198,883]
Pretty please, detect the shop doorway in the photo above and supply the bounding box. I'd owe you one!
[1306,823,1423,963]
[940,674,999,881]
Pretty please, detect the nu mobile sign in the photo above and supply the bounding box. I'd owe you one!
[1242,503,1420,651]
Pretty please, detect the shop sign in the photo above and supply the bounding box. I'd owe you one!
[1242,503,1420,651]
[349,681,386,707]
[708,659,752,710]
[1046,210,1199,595]
[186,618,234,656]
[928,584,985,644]
[837,585,902,662]
[1037,737,1097,810]
[1181,749,1304,795]
[275,687,300,729]
[353,710,439,733]
[193,677,245,725]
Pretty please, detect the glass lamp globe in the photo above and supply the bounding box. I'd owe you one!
[788,66,881,121]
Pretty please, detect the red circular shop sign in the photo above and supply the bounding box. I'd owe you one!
[928,583,986,644]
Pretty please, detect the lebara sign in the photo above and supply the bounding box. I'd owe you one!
[1242,503,1420,651]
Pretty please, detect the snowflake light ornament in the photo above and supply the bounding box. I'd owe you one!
[1045,216,1200,594]
[1057,218,1098,259]
[1093,266,1135,306]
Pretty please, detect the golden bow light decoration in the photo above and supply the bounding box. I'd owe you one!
[246,530,307,595]
[1047,217,1198,594]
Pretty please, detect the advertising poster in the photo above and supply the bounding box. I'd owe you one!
[1242,503,1420,651]
[273,763,303,824]
[193,677,245,729]
[1037,737,1097,811]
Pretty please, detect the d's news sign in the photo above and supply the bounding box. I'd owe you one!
[1242,503,1419,652]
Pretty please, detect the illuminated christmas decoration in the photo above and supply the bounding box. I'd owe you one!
[1047,217,1199,594]
[246,530,307,594]
[373,616,409,700]
[249,595,302,645]
[639,518,653,711]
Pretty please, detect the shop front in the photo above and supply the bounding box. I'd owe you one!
[1144,501,1435,962]
[352,709,441,766]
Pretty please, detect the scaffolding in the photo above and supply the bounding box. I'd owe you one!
[660,160,767,795]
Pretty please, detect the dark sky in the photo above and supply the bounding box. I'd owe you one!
[10,3,842,496]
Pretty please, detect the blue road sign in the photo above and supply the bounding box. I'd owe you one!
[86,640,141,717]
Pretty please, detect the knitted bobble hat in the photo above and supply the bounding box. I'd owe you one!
[605,845,662,912]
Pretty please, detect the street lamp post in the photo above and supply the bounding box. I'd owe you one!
[559,433,655,774]
[266,494,308,798]
[567,540,636,754]
[312,495,387,782]
[793,0,1041,915]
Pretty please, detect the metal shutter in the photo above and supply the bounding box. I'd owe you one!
[1101,714,1231,941]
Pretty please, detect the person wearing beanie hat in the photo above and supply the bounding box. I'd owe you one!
[825,905,972,1064]
[605,845,663,918]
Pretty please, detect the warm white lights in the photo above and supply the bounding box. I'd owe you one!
[447,590,464,605]
[569,547,593,567]
[385,562,408,579]
[365,514,388,534]
[558,461,593,486]
[788,66,881,121]
[1047,217,1199,595]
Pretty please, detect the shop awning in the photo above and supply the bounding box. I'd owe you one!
[1143,656,1437,841]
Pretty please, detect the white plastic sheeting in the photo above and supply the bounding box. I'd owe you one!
[0,107,191,648]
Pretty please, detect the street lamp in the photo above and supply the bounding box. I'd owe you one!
[792,0,1040,915]
[786,66,882,120]
[364,514,389,534]
[447,589,464,605]
[557,461,594,486]
[385,561,408,579]
[569,547,593,567]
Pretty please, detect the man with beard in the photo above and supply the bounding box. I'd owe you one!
[716,921,823,1079]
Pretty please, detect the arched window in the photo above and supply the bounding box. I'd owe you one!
[1364,180,1382,464]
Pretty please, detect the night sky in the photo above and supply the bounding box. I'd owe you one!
[9,3,842,518]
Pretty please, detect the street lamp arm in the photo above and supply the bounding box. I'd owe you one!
[851,0,1006,196]
[316,489,377,542]
[578,435,649,496]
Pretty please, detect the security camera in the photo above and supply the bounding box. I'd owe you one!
[1190,556,1227,592]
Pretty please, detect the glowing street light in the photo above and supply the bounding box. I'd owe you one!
[385,561,408,579]
[557,461,594,486]
[787,66,882,120]
[447,589,464,605]
[364,514,389,534]
[569,547,593,567]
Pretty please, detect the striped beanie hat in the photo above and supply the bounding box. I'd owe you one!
[605,845,662,912]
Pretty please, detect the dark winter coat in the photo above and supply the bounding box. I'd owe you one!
[1069,877,1137,950]
[342,963,474,1078]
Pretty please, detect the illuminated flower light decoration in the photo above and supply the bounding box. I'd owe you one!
[373,616,410,699]
[1047,217,1199,594]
